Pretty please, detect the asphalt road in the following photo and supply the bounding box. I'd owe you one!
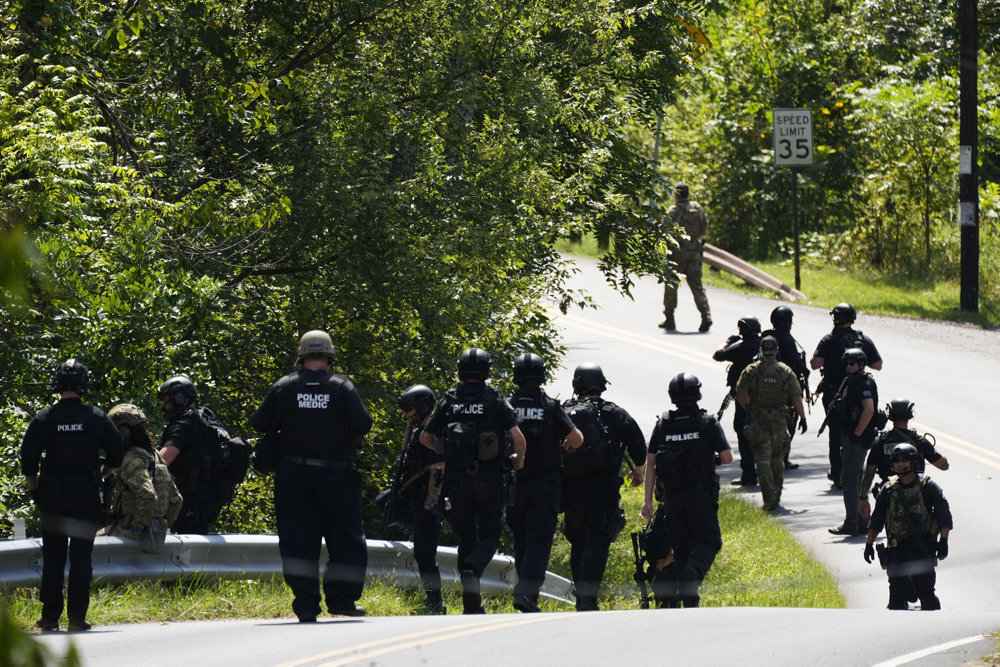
[36,256,1000,665]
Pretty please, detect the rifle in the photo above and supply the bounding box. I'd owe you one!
[716,390,734,421]
[630,532,651,609]
[817,377,849,436]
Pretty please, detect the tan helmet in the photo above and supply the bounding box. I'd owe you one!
[108,403,147,429]
[297,329,336,362]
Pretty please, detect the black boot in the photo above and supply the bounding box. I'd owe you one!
[422,590,447,615]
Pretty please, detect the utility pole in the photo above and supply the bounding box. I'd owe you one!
[959,0,979,312]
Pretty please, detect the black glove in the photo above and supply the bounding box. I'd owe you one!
[864,542,875,564]
[936,537,948,560]
[798,418,808,434]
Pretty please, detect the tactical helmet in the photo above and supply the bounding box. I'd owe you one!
[668,372,702,404]
[737,317,761,337]
[770,306,793,330]
[457,347,491,381]
[841,347,867,368]
[890,443,920,463]
[52,358,91,394]
[831,303,857,325]
[513,353,546,384]
[157,375,198,409]
[108,403,147,429]
[572,363,608,394]
[760,335,779,357]
[398,384,437,418]
[297,329,336,362]
[675,182,690,199]
[886,398,915,421]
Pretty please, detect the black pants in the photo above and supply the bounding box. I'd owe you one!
[171,486,224,535]
[822,395,842,481]
[562,473,620,610]
[733,404,756,481]
[663,483,722,607]
[275,461,367,618]
[37,475,101,624]
[887,543,940,610]
[508,471,560,600]
[411,504,443,594]
[446,465,504,592]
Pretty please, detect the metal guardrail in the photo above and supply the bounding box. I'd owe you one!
[0,535,575,605]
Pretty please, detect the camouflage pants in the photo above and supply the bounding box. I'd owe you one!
[746,412,791,509]
[663,249,711,320]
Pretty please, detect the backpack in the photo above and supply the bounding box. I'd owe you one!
[196,407,252,499]
[561,399,615,478]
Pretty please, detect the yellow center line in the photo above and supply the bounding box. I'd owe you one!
[281,614,568,667]
[556,312,720,371]
[276,617,507,667]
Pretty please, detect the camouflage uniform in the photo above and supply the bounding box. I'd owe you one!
[107,446,182,536]
[736,354,802,510]
[663,193,711,329]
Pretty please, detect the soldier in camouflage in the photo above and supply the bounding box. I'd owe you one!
[103,404,182,550]
[660,182,712,333]
[735,336,807,512]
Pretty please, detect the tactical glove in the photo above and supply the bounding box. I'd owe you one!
[798,418,808,434]
[936,537,948,560]
[864,542,875,564]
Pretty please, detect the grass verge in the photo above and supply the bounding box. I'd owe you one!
[7,487,841,630]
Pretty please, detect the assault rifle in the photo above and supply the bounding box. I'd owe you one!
[817,377,849,436]
[630,532,651,609]
[716,390,734,421]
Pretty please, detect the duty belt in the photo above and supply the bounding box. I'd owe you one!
[284,456,355,469]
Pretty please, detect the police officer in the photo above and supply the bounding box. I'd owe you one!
[419,348,525,614]
[102,404,182,551]
[21,359,123,632]
[507,353,583,613]
[762,306,810,470]
[864,443,952,610]
[810,303,882,486]
[561,363,646,611]
[156,375,220,534]
[736,336,807,512]
[396,384,447,614]
[251,330,373,621]
[641,373,732,608]
[713,316,761,487]
[660,182,712,333]
[828,348,879,536]
[859,399,949,521]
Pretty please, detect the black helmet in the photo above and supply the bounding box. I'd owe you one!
[760,335,779,357]
[52,358,91,394]
[513,353,546,384]
[398,384,437,418]
[841,347,867,368]
[890,443,920,463]
[738,317,761,337]
[668,372,702,404]
[457,347,491,381]
[831,303,857,325]
[770,306,793,330]
[572,363,608,394]
[887,398,915,421]
[157,375,198,409]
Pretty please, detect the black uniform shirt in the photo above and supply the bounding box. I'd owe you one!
[158,406,202,487]
[761,327,809,382]
[594,397,647,472]
[647,407,730,461]
[714,335,761,388]
[251,368,373,459]
[21,397,123,476]
[509,387,574,477]
[840,372,878,436]
[813,327,882,392]
[867,428,943,481]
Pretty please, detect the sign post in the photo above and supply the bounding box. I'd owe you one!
[773,108,814,291]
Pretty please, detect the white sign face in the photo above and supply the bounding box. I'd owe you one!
[959,145,973,175]
[959,201,976,226]
[773,108,814,166]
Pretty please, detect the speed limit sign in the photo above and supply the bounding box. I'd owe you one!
[773,108,813,166]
